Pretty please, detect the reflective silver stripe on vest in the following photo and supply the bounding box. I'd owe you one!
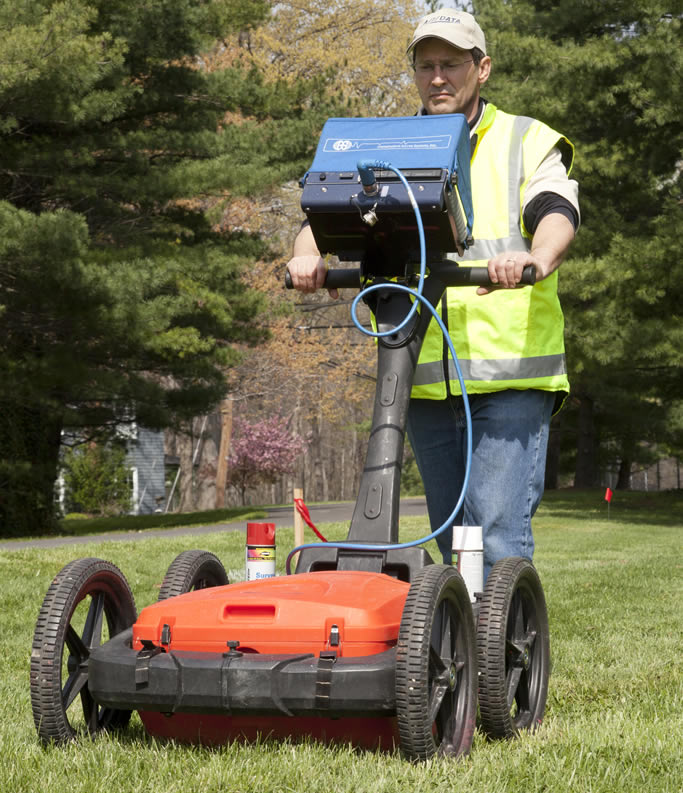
[459,115,535,262]
[413,354,567,385]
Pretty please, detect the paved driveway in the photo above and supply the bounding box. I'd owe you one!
[0,497,428,551]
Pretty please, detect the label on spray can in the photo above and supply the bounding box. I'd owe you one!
[246,522,276,581]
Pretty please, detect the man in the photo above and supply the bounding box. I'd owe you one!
[287,9,579,579]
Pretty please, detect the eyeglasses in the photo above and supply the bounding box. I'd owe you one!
[414,59,474,77]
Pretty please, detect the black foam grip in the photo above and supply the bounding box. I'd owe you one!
[284,264,535,289]
[285,268,362,290]
[438,263,537,287]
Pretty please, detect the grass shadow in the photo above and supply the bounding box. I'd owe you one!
[56,507,267,539]
[540,488,683,526]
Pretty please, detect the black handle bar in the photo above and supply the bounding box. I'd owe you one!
[284,264,536,290]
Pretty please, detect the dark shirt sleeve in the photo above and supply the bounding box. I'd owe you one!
[523,192,579,235]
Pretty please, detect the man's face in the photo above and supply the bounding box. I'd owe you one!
[413,38,491,120]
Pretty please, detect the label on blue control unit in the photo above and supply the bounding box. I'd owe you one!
[323,134,454,154]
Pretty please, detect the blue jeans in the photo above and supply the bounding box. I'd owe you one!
[406,389,554,579]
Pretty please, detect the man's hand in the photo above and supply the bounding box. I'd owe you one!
[286,255,339,299]
[477,213,575,295]
[286,224,339,299]
[477,251,537,295]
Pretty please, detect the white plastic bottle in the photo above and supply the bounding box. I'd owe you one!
[452,525,484,602]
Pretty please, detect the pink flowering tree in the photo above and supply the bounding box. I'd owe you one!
[226,416,306,504]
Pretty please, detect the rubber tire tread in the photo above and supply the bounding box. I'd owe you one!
[476,556,550,739]
[395,564,477,761]
[157,550,228,600]
[30,557,137,745]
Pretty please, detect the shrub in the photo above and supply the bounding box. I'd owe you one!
[62,443,131,516]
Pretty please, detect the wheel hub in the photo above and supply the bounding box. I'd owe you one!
[449,662,458,690]
[522,646,530,670]
[508,638,532,671]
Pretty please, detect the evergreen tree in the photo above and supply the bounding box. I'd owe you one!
[470,0,682,486]
[62,442,131,517]
[0,0,338,534]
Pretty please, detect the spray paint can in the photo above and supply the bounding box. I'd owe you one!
[453,525,484,602]
[246,522,276,581]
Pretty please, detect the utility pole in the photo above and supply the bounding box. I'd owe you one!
[215,399,233,508]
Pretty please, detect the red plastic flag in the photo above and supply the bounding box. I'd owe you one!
[605,487,613,503]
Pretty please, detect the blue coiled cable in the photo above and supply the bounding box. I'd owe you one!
[285,160,473,574]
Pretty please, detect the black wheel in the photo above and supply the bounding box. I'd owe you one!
[477,557,550,739]
[30,558,137,745]
[157,550,228,600]
[395,564,478,761]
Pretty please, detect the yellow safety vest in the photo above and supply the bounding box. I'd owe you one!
[411,103,573,402]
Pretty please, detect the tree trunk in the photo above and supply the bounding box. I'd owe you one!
[574,394,599,487]
[616,457,632,490]
[0,401,62,536]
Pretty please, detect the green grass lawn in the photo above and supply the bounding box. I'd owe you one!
[1,490,681,792]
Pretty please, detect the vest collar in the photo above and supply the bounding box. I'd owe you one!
[473,100,497,136]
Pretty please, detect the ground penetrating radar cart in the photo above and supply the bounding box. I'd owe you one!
[31,114,550,761]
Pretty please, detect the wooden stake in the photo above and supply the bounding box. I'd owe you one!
[293,487,305,549]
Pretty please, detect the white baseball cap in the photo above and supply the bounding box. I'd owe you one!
[407,9,487,56]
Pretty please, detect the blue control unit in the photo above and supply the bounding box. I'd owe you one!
[300,114,473,268]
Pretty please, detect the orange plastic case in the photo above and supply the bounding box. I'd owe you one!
[133,571,409,657]
[126,571,409,749]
